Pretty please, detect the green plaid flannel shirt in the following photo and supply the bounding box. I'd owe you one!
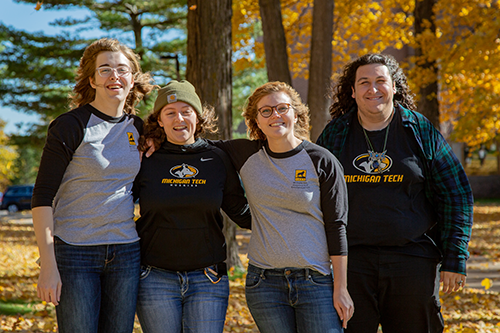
[316,105,473,275]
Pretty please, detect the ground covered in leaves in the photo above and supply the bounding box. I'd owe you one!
[1,203,500,332]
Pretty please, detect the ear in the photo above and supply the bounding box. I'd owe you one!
[130,75,135,89]
[256,118,262,131]
[158,118,164,128]
[351,86,355,99]
[89,76,96,89]
[393,82,397,94]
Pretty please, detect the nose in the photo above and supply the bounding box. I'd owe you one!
[270,107,281,118]
[108,68,120,80]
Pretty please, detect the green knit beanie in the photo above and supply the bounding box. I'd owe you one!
[154,80,203,115]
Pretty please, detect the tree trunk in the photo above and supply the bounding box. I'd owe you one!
[414,0,439,128]
[258,0,292,85]
[186,0,243,269]
[307,0,334,142]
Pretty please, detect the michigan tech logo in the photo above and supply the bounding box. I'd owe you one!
[353,152,392,175]
[170,164,199,178]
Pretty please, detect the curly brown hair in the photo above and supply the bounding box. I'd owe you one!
[243,81,310,141]
[329,53,416,119]
[139,103,218,152]
[69,38,155,114]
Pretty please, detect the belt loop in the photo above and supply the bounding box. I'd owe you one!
[260,267,265,279]
[305,268,310,279]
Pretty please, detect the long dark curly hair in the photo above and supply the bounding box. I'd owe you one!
[138,103,218,152]
[69,38,155,115]
[243,81,310,141]
[329,53,416,119]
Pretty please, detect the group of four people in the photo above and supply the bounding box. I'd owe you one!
[32,38,472,333]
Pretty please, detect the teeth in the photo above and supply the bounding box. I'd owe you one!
[270,123,284,127]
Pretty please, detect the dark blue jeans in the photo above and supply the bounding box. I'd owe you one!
[245,264,343,333]
[54,238,141,333]
[136,265,229,333]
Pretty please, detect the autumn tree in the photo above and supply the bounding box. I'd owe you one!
[307,0,334,141]
[186,0,244,269]
[413,0,439,128]
[258,0,292,85]
[0,120,18,190]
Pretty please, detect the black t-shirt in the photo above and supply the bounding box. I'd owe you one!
[340,109,440,258]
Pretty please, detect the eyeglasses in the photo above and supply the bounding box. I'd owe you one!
[95,66,132,78]
[258,103,291,118]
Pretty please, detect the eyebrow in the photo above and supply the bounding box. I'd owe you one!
[356,75,387,82]
[97,63,130,68]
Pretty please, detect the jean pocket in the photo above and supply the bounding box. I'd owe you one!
[139,266,151,280]
[245,270,263,289]
[308,272,333,287]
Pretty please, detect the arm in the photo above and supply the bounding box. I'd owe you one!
[331,255,354,328]
[214,147,251,229]
[427,132,473,276]
[32,206,61,305]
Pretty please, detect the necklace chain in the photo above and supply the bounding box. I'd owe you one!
[361,124,390,174]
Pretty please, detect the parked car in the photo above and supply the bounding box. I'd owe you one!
[0,184,34,213]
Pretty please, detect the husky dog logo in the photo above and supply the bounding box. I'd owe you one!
[353,152,392,174]
[170,164,199,178]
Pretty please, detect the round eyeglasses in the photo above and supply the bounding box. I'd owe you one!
[258,103,291,118]
[95,66,132,78]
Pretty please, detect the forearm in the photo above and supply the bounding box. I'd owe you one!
[330,255,348,290]
[32,206,57,269]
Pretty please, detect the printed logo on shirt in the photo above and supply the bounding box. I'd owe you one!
[352,152,392,175]
[163,163,206,187]
[295,170,306,181]
[127,132,136,145]
[170,163,199,178]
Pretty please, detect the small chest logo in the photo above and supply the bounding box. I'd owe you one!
[170,164,199,178]
[127,132,136,146]
[295,170,307,181]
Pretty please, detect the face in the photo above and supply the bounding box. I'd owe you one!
[352,63,396,121]
[256,91,296,142]
[89,51,134,106]
[158,102,198,145]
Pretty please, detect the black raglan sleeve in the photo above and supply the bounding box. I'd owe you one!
[31,109,88,208]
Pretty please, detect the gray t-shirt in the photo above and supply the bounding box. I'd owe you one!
[213,139,348,275]
[32,104,142,245]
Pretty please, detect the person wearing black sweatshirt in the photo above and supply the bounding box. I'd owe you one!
[133,80,251,333]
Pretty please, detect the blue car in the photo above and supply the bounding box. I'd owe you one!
[0,184,34,213]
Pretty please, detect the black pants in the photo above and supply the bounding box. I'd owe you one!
[346,247,444,333]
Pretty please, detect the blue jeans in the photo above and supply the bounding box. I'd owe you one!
[54,237,141,333]
[136,265,229,333]
[245,264,343,333]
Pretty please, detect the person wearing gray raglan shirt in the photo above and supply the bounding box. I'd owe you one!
[212,81,354,332]
[31,38,154,333]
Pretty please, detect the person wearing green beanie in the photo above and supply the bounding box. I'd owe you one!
[133,79,252,333]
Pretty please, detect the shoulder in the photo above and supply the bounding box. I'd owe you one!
[303,141,342,168]
[127,113,144,134]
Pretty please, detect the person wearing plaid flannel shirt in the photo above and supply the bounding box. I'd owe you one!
[317,53,473,333]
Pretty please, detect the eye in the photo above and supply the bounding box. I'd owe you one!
[99,67,112,75]
[277,104,289,113]
[117,66,130,75]
[260,108,272,116]
[182,109,194,116]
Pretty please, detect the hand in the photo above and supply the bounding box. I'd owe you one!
[440,271,466,293]
[144,138,155,158]
[334,287,355,329]
[37,264,62,306]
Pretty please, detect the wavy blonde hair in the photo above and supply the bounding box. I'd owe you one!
[242,81,310,141]
[69,38,154,114]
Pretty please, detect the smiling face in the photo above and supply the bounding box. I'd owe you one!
[158,102,198,145]
[89,51,134,111]
[352,63,396,125]
[256,91,297,143]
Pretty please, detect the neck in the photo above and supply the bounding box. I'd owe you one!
[90,99,125,118]
[358,108,394,131]
[266,135,302,153]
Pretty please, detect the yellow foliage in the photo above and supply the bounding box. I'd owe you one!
[481,278,493,290]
